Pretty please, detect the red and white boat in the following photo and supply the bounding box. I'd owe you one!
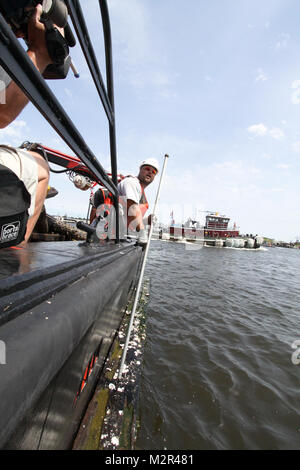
[168,212,263,248]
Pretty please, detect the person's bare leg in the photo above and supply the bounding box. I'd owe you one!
[22,151,49,244]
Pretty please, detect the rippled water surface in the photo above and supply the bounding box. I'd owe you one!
[136,241,300,450]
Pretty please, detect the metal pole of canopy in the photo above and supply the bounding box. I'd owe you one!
[68,0,120,241]
[65,0,114,125]
[118,154,170,378]
[98,0,119,242]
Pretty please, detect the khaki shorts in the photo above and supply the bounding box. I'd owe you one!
[0,145,38,217]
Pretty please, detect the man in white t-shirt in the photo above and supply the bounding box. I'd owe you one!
[0,4,62,245]
[118,158,159,244]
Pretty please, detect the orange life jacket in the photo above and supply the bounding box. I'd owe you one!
[138,183,149,217]
[89,187,113,224]
[91,177,149,228]
[94,188,112,207]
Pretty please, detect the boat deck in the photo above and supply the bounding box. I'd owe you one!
[0,239,138,326]
[0,240,119,279]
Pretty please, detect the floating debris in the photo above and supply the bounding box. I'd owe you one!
[111,436,119,446]
[72,279,150,450]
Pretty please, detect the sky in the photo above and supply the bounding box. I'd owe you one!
[1,0,300,241]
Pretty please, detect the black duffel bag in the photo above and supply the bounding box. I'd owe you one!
[0,163,31,248]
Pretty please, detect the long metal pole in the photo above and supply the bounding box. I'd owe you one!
[118,154,169,378]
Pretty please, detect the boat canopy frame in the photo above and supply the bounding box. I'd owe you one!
[0,0,120,241]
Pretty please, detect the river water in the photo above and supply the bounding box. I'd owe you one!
[136,240,300,450]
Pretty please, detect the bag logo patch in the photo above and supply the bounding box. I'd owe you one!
[1,221,20,244]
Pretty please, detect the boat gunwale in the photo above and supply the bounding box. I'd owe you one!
[0,241,139,327]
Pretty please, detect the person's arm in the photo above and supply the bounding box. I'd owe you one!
[128,200,149,248]
[0,79,30,128]
[128,200,144,232]
[119,178,144,231]
[0,5,54,128]
[143,214,156,226]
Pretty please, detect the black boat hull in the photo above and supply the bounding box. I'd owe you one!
[0,241,142,449]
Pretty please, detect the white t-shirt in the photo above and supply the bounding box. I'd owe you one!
[118,176,150,234]
[0,66,11,104]
[117,176,142,205]
[0,66,11,90]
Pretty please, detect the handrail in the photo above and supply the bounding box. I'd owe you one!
[65,0,114,125]
[98,0,119,241]
[98,0,117,185]
[0,0,120,242]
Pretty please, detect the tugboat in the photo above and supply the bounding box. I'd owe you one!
[0,0,145,450]
[203,212,239,244]
[168,212,263,248]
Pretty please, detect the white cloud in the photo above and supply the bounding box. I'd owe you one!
[80,0,172,97]
[276,163,291,169]
[255,68,268,83]
[269,127,284,140]
[292,141,300,153]
[64,88,73,98]
[249,167,262,177]
[106,0,176,100]
[0,120,29,146]
[247,123,268,137]
[110,0,149,64]
[265,187,284,193]
[275,33,290,50]
[247,123,284,140]
[291,80,300,104]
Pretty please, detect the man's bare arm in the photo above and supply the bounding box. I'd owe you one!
[127,200,144,232]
